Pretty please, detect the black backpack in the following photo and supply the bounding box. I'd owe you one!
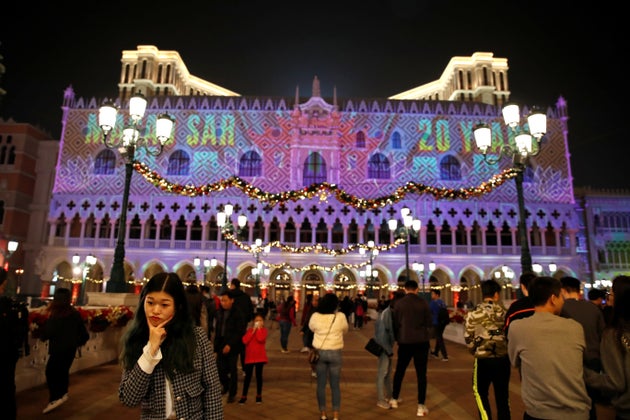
[437,306,450,326]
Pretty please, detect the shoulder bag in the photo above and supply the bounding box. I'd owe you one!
[364,337,384,356]
[309,313,336,365]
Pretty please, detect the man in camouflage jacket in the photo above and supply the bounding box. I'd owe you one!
[464,279,511,420]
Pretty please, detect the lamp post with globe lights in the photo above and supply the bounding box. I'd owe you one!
[473,103,547,275]
[359,240,379,298]
[98,93,174,292]
[216,204,247,291]
[251,238,270,298]
[389,207,421,282]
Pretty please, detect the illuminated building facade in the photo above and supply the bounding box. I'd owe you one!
[31,46,595,306]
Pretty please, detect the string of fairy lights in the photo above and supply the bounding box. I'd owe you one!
[57,164,520,288]
[133,161,518,207]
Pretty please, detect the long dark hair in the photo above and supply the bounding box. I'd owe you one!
[120,272,196,376]
[48,288,74,318]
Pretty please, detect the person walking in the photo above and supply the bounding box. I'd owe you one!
[374,289,405,409]
[503,272,537,340]
[560,276,605,420]
[464,279,511,420]
[39,287,89,414]
[118,272,223,419]
[309,293,349,420]
[0,267,30,420]
[340,296,353,325]
[300,294,320,377]
[214,289,247,403]
[277,295,297,353]
[508,276,591,419]
[301,294,316,352]
[239,312,268,404]
[353,295,366,329]
[230,278,254,372]
[429,288,449,361]
[391,279,432,417]
[585,275,630,419]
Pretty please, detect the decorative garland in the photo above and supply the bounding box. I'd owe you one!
[225,232,405,256]
[133,161,518,208]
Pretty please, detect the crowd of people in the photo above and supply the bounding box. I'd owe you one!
[2,266,630,419]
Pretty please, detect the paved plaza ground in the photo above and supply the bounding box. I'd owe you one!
[17,317,615,419]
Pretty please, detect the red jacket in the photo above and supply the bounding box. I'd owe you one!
[242,326,269,364]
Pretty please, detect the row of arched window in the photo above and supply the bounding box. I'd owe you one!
[56,211,565,249]
[94,148,531,184]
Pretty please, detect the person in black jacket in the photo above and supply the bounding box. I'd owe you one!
[214,289,247,403]
[0,267,29,420]
[503,272,537,339]
[40,287,89,414]
[390,279,432,416]
[229,278,253,371]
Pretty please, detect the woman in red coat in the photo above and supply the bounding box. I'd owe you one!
[239,313,268,404]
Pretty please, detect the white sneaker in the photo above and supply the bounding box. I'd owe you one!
[417,404,429,417]
[42,395,68,414]
[311,370,317,378]
[389,398,399,408]
[300,346,310,353]
[377,400,391,409]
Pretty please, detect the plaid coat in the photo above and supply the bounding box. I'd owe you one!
[119,327,223,420]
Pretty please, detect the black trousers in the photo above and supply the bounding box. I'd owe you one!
[0,352,18,420]
[432,324,448,357]
[472,356,511,420]
[392,341,429,404]
[45,350,76,402]
[242,362,264,397]
[217,351,239,398]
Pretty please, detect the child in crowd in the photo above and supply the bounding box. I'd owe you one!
[239,312,269,404]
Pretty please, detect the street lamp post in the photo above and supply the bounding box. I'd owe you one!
[98,92,175,293]
[473,103,547,275]
[359,240,379,298]
[493,264,515,300]
[252,238,270,297]
[412,262,426,294]
[216,204,247,291]
[73,253,97,306]
[193,256,212,285]
[389,207,421,281]
[413,260,436,296]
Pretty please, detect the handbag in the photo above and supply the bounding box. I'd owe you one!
[309,314,336,365]
[364,337,384,357]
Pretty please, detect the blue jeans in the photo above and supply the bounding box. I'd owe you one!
[392,341,429,404]
[279,320,292,350]
[376,352,392,403]
[316,349,342,411]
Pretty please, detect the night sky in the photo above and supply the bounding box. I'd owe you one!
[1,0,625,189]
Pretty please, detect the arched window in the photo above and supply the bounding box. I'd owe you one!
[367,153,391,179]
[303,152,327,186]
[439,155,461,181]
[94,149,116,175]
[391,132,402,149]
[167,150,190,176]
[356,131,365,148]
[238,150,262,177]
